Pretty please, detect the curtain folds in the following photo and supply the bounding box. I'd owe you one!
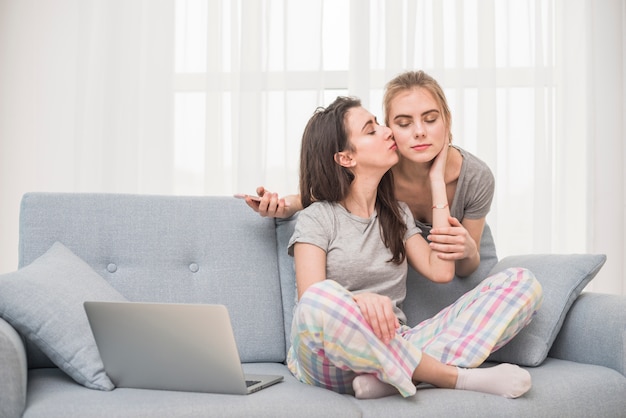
[0,0,623,295]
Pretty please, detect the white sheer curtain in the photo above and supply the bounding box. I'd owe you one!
[0,0,175,271]
[582,0,625,295]
[0,0,624,295]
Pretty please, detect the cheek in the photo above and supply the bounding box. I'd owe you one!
[391,129,411,145]
[435,121,448,136]
[430,123,448,143]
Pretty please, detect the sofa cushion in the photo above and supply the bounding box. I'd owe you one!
[487,253,606,366]
[0,242,127,390]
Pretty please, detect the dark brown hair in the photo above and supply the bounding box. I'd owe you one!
[299,96,407,263]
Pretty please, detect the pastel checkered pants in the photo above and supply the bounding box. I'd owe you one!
[287,267,543,397]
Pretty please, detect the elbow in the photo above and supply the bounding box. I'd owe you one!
[431,268,455,283]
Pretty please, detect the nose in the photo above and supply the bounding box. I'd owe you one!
[383,125,393,139]
[414,122,426,138]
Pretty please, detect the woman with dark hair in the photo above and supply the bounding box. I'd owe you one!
[287,96,543,399]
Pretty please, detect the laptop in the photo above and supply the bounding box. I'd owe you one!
[83,301,284,394]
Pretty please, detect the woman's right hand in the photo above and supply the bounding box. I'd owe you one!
[245,186,295,218]
[429,138,450,183]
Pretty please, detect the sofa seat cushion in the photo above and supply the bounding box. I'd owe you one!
[0,242,127,391]
[345,359,626,418]
[23,363,361,418]
[23,360,626,418]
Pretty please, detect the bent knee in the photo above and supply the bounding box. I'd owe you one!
[292,280,356,331]
[511,267,542,294]
[502,267,544,308]
[299,279,348,304]
[487,267,543,297]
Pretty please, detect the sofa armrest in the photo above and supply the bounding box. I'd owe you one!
[549,292,626,376]
[0,317,28,418]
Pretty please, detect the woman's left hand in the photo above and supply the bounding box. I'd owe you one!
[427,216,478,260]
[353,292,399,345]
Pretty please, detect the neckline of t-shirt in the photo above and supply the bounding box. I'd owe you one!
[335,202,378,224]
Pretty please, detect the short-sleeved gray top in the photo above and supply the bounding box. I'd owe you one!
[414,146,495,238]
[288,201,421,323]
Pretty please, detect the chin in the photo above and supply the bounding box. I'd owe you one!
[407,154,436,164]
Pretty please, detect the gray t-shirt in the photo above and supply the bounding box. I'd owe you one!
[288,201,421,323]
[415,146,495,238]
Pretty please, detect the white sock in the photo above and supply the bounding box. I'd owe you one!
[455,363,531,399]
[352,374,398,399]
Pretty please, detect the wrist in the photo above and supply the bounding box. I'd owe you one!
[464,247,480,267]
[429,175,446,185]
[456,250,481,277]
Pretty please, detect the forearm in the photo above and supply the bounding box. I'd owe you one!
[428,178,455,281]
[454,218,484,277]
[430,179,450,229]
[454,250,480,277]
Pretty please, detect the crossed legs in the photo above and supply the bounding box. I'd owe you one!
[289,270,542,399]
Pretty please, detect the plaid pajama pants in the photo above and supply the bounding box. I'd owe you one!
[287,267,543,397]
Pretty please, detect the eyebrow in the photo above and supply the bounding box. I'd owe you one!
[393,109,440,120]
[361,117,378,132]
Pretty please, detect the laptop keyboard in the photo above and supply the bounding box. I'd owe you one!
[246,380,261,387]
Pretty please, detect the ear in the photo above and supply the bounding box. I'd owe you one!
[334,151,356,168]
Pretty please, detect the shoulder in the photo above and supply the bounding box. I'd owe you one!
[298,201,341,226]
[396,201,412,217]
[301,201,336,217]
[456,146,495,189]
[457,146,493,175]
[289,201,339,255]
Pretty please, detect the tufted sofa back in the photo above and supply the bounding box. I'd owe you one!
[19,193,290,368]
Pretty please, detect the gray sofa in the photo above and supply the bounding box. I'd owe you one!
[1,192,625,418]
